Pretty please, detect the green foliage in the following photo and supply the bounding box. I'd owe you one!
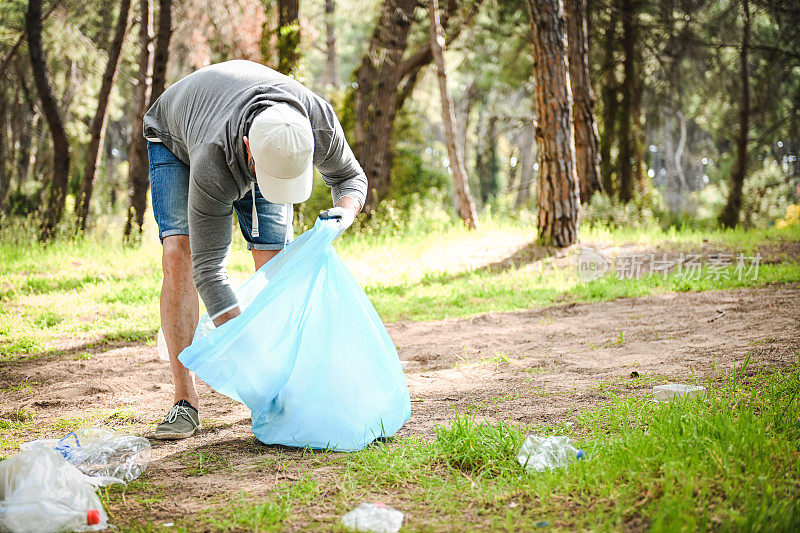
[741,162,794,228]
[582,191,659,229]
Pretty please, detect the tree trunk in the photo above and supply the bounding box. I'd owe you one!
[0,91,8,213]
[124,0,154,239]
[527,0,580,247]
[515,121,536,207]
[323,0,338,86]
[566,0,602,204]
[354,0,480,213]
[720,0,750,228]
[277,0,301,75]
[353,0,418,212]
[598,7,618,196]
[428,0,477,229]
[149,0,172,103]
[27,0,71,241]
[76,0,131,232]
[616,0,636,203]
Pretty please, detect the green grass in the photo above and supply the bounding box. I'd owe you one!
[0,217,797,359]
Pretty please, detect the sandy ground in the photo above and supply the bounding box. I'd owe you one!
[0,282,798,528]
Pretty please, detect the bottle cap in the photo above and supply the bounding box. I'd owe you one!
[87,509,100,525]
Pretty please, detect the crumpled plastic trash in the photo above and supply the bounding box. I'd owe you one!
[21,428,151,484]
[651,383,706,402]
[341,502,404,533]
[0,446,108,533]
[517,435,585,473]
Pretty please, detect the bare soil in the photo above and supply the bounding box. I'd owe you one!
[0,284,798,529]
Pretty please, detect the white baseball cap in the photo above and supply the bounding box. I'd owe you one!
[248,103,314,204]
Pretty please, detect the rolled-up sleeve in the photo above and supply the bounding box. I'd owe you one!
[188,168,237,320]
[314,103,368,210]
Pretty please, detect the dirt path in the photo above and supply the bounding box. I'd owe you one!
[0,284,797,527]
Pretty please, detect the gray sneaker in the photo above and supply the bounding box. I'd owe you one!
[154,404,201,440]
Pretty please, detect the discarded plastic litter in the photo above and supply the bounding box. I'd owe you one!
[157,327,169,361]
[341,502,404,533]
[517,435,585,473]
[22,428,151,484]
[651,383,706,402]
[0,446,108,533]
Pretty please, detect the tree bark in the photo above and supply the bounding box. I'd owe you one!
[124,0,154,239]
[76,0,131,232]
[515,121,536,207]
[354,0,480,213]
[27,0,71,241]
[428,0,477,229]
[616,0,637,203]
[527,0,580,247]
[277,0,301,75]
[149,0,172,103]
[720,0,750,228]
[323,0,338,86]
[598,7,618,196]
[566,0,602,204]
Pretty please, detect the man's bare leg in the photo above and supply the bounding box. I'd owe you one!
[160,235,200,408]
[251,249,280,271]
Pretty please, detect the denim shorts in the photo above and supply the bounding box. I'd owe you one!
[148,141,293,250]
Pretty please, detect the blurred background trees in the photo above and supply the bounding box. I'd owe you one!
[0,0,798,243]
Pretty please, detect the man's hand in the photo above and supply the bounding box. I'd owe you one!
[319,196,360,233]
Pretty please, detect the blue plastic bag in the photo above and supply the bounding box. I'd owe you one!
[179,217,411,451]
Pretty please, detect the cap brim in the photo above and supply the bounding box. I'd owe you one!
[254,162,313,204]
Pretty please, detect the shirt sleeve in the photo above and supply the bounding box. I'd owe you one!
[188,162,238,320]
[314,102,368,210]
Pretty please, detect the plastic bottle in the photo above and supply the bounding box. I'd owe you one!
[517,435,585,473]
[651,383,705,402]
[341,502,404,533]
[0,502,101,532]
[21,429,151,484]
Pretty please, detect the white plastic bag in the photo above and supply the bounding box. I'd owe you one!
[21,428,151,484]
[341,502,404,533]
[0,447,108,533]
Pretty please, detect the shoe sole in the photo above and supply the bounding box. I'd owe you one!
[153,428,199,440]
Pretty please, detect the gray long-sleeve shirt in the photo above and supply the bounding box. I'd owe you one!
[143,60,367,318]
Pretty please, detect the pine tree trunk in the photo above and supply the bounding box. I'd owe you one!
[353,0,418,212]
[598,9,618,196]
[0,92,8,212]
[527,0,580,247]
[124,0,153,239]
[27,0,71,241]
[428,0,477,229]
[323,0,338,86]
[149,0,171,103]
[616,0,636,203]
[277,0,300,75]
[720,0,750,228]
[76,0,131,232]
[566,0,602,204]
[515,121,536,207]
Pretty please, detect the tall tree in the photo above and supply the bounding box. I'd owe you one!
[428,0,477,229]
[354,0,480,212]
[566,0,602,203]
[150,0,172,103]
[26,0,70,241]
[720,0,750,228]
[124,0,153,239]
[76,0,132,232]
[616,0,637,203]
[527,0,580,247]
[322,0,338,86]
[598,6,618,195]
[277,0,300,75]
